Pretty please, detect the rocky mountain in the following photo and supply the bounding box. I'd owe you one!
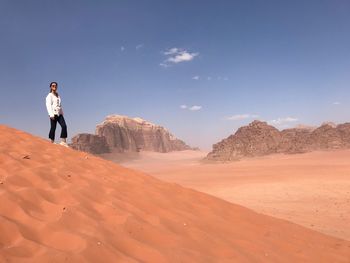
[70,133,110,154]
[70,115,192,154]
[206,120,350,161]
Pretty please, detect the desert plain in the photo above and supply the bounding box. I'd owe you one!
[102,149,350,241]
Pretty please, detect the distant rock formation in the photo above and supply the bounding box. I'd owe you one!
[206,120,350,161]
[278,128,311,153]
[69,133,110,154]
[70,115,192,154]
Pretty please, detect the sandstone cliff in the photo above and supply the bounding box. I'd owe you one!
[206,120,350,161]
[70,115,192,154]
[70,133,110,154]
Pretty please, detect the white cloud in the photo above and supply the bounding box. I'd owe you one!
[163,48,180,55]
[180,104,202,111]
[136,44,144,50]
[167,51,198,63]
[333,102,341,105]
[161,47,199,67]
[269,117,298,125]
[120,46,125,52]
[159,63,170,68]
[225,114,259,121]
[189,105,202,111]
[190,75,229,81]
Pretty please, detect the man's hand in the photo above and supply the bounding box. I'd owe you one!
[50,116,55,120]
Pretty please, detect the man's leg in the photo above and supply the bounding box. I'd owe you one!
[57,114,68,142]
[49,116,58,142]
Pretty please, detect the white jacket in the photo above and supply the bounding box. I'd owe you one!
[46,92,64,117]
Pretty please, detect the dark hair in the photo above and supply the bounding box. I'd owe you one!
[49,82,59,96]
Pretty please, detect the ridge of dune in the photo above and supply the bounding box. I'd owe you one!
[0,125,349,262]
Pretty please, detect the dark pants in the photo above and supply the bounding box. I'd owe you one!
[49,114,68,141]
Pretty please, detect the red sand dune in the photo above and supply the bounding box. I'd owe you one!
[0,125,350,262]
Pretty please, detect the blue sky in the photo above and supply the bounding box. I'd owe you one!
[1,0,349,150]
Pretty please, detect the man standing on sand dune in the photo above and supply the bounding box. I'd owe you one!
[45,81,69,147]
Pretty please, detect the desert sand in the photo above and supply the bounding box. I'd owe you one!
[1,125,350,262]
[104,149,350,242]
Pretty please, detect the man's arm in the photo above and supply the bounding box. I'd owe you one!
[45,94,54,117]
